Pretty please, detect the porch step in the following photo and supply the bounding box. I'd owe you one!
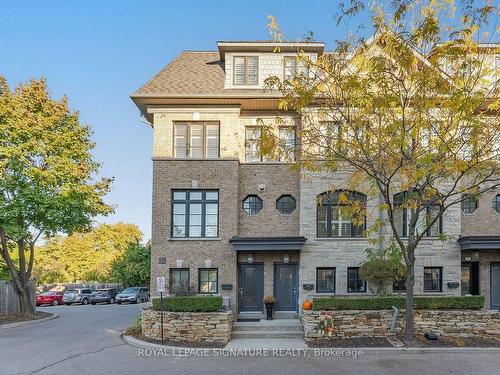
[231,330,304,339]
[232,319,304,340]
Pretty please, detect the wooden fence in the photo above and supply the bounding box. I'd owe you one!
[0,281,36,316]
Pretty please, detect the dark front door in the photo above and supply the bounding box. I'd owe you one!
[461,262,479,295]
[491,263,500,309]
[239,264,264,312]
[274,264,299,311]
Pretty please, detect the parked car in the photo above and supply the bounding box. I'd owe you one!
[62,288,94,305]
[115,287,149,304]
[90,288,120,305]
[36,291,64,306]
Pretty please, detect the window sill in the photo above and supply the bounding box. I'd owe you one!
[169,238,222,241]
[314,237,368,241]
[312,292,336,295]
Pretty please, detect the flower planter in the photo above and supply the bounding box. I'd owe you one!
[265,302,274,320]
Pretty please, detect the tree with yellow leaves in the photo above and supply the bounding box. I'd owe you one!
[263,1,499,340]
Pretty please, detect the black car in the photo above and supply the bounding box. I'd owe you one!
[90,288,120,305]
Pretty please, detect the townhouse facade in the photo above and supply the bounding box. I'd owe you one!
[131,40,500,317]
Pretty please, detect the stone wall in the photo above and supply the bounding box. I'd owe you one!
[299,170,463,305]
[302,309,500,342]
[142,309,234,345]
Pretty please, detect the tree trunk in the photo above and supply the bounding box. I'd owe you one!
[405,263,415,342]
[17,283,35,316]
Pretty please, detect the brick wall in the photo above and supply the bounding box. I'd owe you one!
[461,189,500,236]
[151,159,239,308]
[238,164,300,237]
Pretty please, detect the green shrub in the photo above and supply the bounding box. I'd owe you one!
[152,295,222,312]
[312,295,484,310]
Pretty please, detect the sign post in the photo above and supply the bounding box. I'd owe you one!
[156,276,166,345]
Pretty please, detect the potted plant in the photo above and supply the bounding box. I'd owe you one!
[263,295,276,320]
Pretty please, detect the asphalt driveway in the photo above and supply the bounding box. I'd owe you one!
[1,304,500,375]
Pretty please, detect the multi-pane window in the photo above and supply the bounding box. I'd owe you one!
[424,267,442,292]
[393,192,442,237]
[493,194,500,213]
[174,122,219,158]
[170,268,190,295]
[276,195,296,215]
[347,267,366,293]
[242,195,263,215]
[278,127,296,161]
[393,278,406,293]
[317,191,366,238]
[172,190,218,238]
[198,269,218,294]
[461,194,478,214]
[283,56,309,80]
[319,121,341,151]
[233,56,259,85]
[245,127,262,162]
[316,268,335,293]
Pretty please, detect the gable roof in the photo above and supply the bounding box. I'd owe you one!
[134,51,225,96]
[131,51,284,98]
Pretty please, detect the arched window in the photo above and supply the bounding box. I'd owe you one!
[393,191,442,237]
[317,191,366,238]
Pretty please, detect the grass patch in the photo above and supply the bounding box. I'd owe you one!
[123,315,142,336]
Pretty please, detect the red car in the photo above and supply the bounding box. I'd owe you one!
[36,291,64,306]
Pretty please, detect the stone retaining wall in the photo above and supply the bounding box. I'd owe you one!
[302,310,500,342]
[142,309,234,345]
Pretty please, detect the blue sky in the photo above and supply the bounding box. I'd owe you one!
[1,1,365,241]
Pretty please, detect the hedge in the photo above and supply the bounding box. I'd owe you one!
[152,296,222,312]
[312,296,484,311]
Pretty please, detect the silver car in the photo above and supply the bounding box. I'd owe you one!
[115,287,149,304]
[62,288,94,305]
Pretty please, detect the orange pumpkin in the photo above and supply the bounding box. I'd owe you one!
[303,300,313,310]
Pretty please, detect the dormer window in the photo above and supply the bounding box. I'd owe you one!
[233,56,259,85]
[283,56,309,80]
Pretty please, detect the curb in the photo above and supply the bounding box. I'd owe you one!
[0,313,59,330]
[122,334,188,351]
[122,334,500,354]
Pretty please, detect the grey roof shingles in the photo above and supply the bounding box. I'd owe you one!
[132,51,283,98]
[134,51,225,96]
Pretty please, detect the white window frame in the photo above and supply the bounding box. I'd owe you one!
[173,122,219,159]
[233,56,259,86]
